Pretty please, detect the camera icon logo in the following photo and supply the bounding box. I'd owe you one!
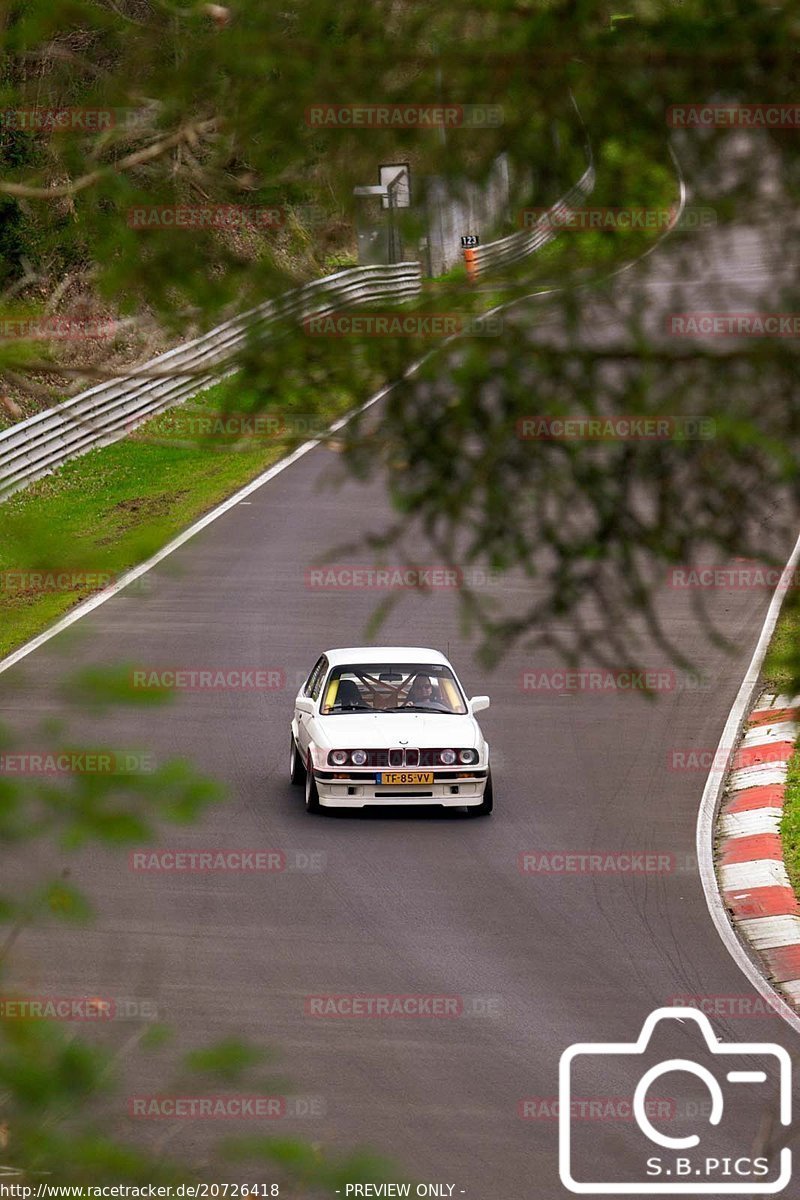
[559,1006,792,1193]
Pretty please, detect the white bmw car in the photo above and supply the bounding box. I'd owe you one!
[290,646,492,815]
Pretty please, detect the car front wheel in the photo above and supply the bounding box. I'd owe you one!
[290,735,306,785]
[469,768,493,816]
[305,760,321,813]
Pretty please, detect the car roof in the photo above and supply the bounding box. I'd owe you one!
[322,646,451,668]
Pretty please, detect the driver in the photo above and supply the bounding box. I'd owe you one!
[404,675,435,706]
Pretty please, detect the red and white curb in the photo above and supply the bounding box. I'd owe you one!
[716,691,800,1007]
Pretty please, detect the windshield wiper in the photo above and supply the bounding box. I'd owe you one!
[329,703,373,712]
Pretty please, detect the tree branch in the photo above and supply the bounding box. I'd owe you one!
[0,118,219,200]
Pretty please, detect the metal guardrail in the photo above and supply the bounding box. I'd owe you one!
[468,160,595,277]
[0,261,422,500]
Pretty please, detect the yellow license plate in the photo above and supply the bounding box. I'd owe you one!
[378,771,434,785]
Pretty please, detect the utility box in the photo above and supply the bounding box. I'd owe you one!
[353,168,409,265]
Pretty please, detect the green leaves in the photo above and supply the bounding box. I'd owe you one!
[40,879,93,921]
[59,664,175,711]
[0,1016,106,1111]
[220,1137,402,1195]
[184,1038,269,1082]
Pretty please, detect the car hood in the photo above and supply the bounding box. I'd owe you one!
[315,712,480,749]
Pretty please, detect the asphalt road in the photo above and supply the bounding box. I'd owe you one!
[1,214,798,1196]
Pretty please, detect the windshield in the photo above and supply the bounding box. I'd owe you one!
[320,663,468,715]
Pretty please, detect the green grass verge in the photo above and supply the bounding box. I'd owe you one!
[0,376,358,660]
[763,575,800,897]
[781,750,800,897]
[762,584,800,695]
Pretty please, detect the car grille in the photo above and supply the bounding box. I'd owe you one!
[388,747,420,767]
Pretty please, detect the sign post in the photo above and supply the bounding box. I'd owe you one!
[461,234,480,283]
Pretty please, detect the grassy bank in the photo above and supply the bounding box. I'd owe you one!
[781,752,800,897]
[763,584,800,696]
[764,586,800,895]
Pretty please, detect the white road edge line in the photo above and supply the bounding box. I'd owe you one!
[696,527,800,1036]
[0,142,685,680]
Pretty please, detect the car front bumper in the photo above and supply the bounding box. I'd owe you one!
[314,769,488,809]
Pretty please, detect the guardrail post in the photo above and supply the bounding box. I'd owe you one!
[463,247,478,284]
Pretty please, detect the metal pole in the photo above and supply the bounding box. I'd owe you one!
[436,64,447,150]
[387,181,396,264]
[386,169,405,264]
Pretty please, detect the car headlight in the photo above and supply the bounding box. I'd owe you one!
[351,749,368,766]
[329,750,348,767]
[458,748,479,765]
[440,748,457,765]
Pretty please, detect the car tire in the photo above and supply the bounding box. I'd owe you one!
[469,769,493,816]
[305,760,321,814]
[290,735,306,785]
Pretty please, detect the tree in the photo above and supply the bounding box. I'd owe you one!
[2,0,797,668]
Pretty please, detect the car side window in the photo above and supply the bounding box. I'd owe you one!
[309,657,329,703]
[304,656,325,698]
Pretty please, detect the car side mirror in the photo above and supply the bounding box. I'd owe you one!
[296,696,315,715]
[470,695,490,714]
